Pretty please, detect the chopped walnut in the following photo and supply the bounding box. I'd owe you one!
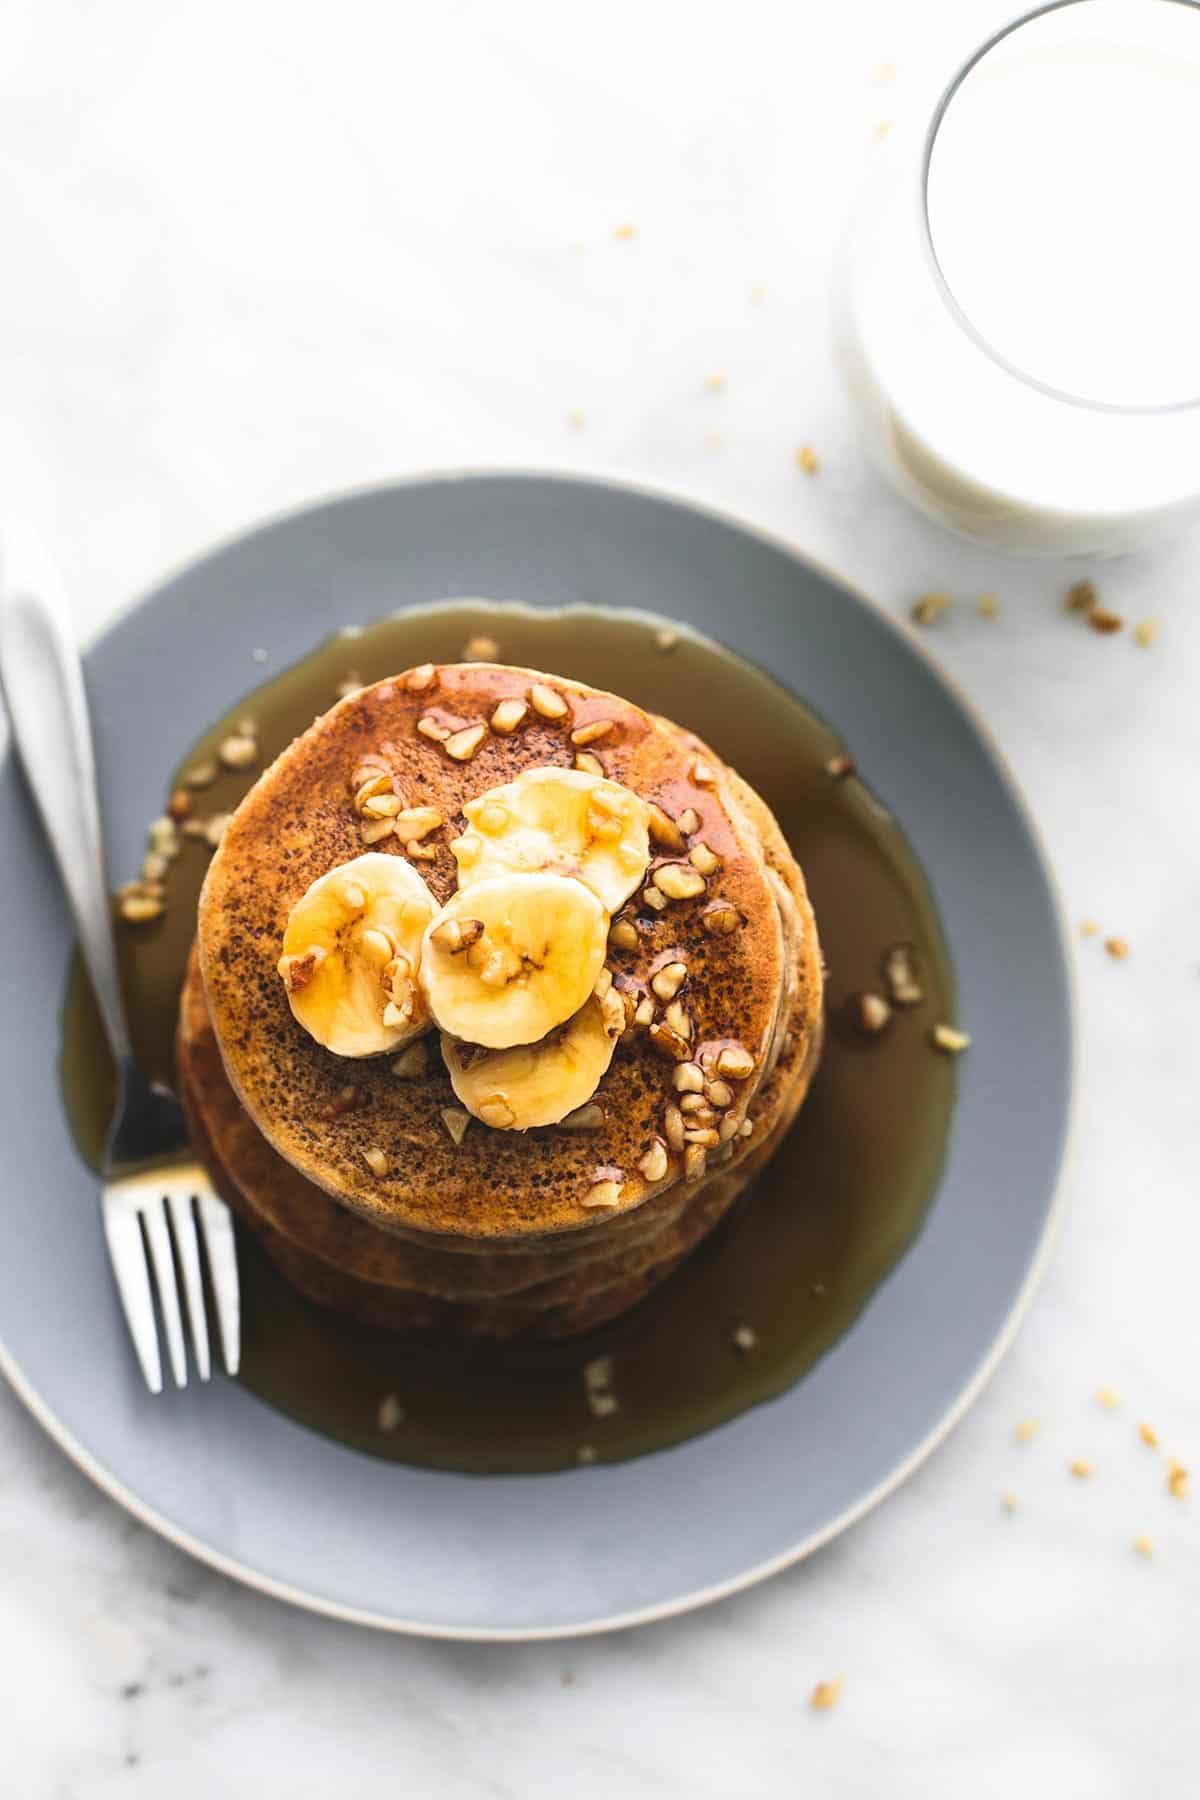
[582,1178,623,1210]
[809,1676,843,1713]
[218,731,257,771]
[440,1108,470,1146]
[855,992,892,1035]
[490,697,528,734]
[445,723,488,762]
[882,943,923,1006]
[1088,607,1124,635]
[377,1393,405,1432]
[655,863,706,902]
[911,592,951,627]
[571,718,614,747]
[529,682,569,721]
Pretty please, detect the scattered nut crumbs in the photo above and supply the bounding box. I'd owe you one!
[1002,1493,1019,1514]
[931,1024,970,1054]
[795,445,820,475]
[704,374,726,393]
[1097,1386,1121,1411]
[377,1394,405,1432]
[810,1677,844,1713]
[874,61,897,82]
[1104,937,1130,961]
[566,409,586,429]
[1016,1418,1040,1443]
[705,428,723,449]
[750,282,766,304]
[462,633,500,662]
[1066,579,1098,614]
[614,223,637,240]
[336,674,362,699]
[1167,1461,1189,1500]
[252,647,268,663]
[911,592,951,627]
[1079,920,1099,939]
[824,753,854,778]
[732,1324,758,1352]
[1138,1422,1159,1449]
[560,1670,576,1687]
[874,120,893,139]
[1133,1534,1154,1558]
[977,593,999,619]
[1134,618,1158,648]
[576,1445,597,1465]
[1069,1458,1093,1479]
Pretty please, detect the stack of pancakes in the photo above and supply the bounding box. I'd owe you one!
[181,660,824,1339]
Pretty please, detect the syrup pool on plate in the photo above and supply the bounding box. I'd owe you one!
[60,602,955,1473]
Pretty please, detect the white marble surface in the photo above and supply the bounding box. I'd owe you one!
[2,0,1196,1792]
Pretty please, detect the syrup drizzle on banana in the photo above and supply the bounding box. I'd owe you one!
[278,766,651,1129]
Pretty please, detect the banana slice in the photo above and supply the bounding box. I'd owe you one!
[277,852,437,1057]
[420,871,608,1050]
[441,981,626,1129]
[451,766,651,912]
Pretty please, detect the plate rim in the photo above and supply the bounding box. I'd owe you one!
[0,468,1079,1640]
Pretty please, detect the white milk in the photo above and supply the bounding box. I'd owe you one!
[835,0,1200,553]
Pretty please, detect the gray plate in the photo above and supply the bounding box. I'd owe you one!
[0,473,1073,1639]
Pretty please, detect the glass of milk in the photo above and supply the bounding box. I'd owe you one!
[834,0,1200,555]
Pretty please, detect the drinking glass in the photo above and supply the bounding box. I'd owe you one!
[833,0,1200,555]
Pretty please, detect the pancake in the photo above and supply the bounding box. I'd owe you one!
[177,939,824,1337]
[198,662,824,1246]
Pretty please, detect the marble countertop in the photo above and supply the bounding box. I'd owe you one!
[2,0,1195,1792]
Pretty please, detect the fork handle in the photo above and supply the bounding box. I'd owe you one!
[0,523,133,1066]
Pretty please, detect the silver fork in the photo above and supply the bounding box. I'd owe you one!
[0,522,240,1392]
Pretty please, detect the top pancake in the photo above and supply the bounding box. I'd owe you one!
[197,661,820,1243]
